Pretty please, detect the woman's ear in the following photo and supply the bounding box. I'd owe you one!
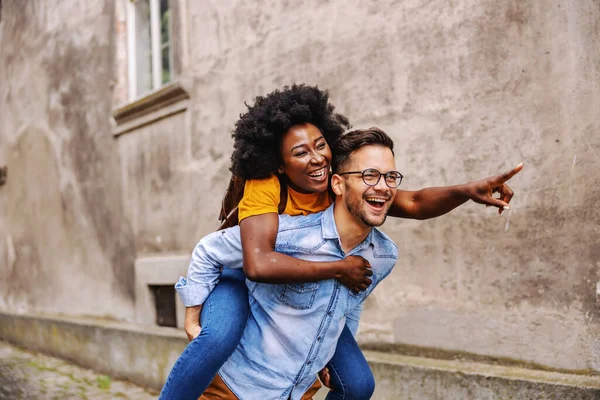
[277,166,285,175]
[330,174,345,196]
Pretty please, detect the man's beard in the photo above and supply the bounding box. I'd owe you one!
[345,193,389,227]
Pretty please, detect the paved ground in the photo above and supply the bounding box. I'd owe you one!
[0,340,158,399]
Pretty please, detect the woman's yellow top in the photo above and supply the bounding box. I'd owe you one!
[238,175,332,222]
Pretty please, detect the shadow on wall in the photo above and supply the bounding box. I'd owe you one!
[0,166,6,186]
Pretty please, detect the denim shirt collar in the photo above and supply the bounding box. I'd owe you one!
[321,203,375,254]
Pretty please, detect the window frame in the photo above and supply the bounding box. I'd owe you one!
[113,0,187,136]
[126,0,173,101]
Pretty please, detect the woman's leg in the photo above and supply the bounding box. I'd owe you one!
[324,325,375,400]
[159,268,249,400]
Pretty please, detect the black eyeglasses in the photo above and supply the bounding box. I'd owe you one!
[338,168,403,188]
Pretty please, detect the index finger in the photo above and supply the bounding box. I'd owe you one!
[499,162,524,183]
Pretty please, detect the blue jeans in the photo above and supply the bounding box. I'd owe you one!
[159,268,249,400]
[325,325,375,399]
[160,269,374,400]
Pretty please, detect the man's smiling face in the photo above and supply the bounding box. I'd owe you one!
[337,145,397,227]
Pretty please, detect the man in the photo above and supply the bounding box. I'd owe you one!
[178,128,401,399]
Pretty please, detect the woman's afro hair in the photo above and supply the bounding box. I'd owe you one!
[230,84,351,180]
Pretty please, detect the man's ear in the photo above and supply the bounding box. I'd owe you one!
[331,174,345,196]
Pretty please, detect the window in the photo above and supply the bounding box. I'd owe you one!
[150,285,177,327]
[127,0,172,100]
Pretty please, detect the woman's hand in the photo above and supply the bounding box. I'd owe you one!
[184,305,202,342]
[463,163,523,214]
[337,256,373,293]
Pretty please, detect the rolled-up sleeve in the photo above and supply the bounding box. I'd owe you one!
[176,226,244,307]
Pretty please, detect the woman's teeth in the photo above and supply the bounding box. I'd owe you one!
[309,168,326,178]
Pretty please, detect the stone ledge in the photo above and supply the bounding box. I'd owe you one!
[0,311,187,390]
[1,311,599,399]
[112,79,191,137]
[362,351,600,400]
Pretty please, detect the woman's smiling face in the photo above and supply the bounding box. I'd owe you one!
[279,123,332,194]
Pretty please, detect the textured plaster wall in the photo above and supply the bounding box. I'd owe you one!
[173,0,599,372]
[0,1,135,319]
[1,0,598,376]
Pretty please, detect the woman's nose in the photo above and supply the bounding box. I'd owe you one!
[310,152,325,164]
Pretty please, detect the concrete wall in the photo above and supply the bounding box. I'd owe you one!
[0,1,136,319]
[173,0,599,373]
[1,0,599,379]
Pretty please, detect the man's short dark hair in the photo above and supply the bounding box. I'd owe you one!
[230,84,351,180]
[331,127,395,173]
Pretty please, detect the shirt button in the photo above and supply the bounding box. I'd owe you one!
[300,284,305,289]
[328,311,333,316]
[317,336,322,341]
[307,361,312,365]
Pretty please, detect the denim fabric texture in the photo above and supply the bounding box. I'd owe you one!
[175,205,398,400]
[159,268,248,400]
[325,325,375,400]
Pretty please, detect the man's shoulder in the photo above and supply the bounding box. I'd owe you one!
[371,228,399,260]
[275,212,326,253]
[277,211,324,232]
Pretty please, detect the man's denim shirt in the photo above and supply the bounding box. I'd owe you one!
[176,205,398,400]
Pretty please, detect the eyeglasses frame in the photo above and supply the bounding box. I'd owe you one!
[337,168,404,188]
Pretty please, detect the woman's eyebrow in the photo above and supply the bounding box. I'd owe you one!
[290,143,308,152]
[290,136,324,152]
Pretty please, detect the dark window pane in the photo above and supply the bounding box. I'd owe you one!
[162,47,171,84]
[150,285,177,327]
[160,0,171,84]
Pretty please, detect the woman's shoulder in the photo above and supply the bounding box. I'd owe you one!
[244,175,281,193]
[238,175,281,223]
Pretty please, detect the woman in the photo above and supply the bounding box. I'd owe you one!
[161,84,376,400]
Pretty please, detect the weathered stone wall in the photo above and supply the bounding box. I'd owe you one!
[1,0,598,377]
[0,1,135,319]
[176,0,599,372]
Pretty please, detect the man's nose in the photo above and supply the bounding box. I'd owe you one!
[374,175,389,191]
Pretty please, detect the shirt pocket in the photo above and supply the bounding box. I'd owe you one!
[279,283,319,310]
[345,272,379,314]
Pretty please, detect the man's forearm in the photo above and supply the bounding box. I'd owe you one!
[184,305,202,341]
[185,305,202,325]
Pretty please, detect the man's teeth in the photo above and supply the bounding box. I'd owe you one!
[309,168,326,178]
[366,197,386,203]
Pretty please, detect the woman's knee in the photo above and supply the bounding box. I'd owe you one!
[340,369,374,399]
[326,364,374,400]
[352,372,375,399]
